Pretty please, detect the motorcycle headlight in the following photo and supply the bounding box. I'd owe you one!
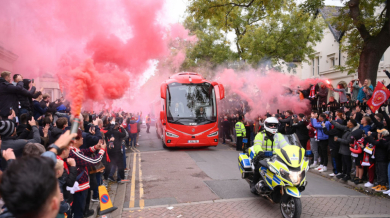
[289,171,302,185]
[207,131,218,137]
[280,168,291,181]
[166,131,179,138]
[280,168,287,176]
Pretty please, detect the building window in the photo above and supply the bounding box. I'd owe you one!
[330,57,335,67]
[312,58,315,76]
[381,54,384,62]
[317,57,320,75]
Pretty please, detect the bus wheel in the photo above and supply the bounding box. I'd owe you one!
[162,139,168,149]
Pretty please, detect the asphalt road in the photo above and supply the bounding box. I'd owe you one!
[122,125,365,210]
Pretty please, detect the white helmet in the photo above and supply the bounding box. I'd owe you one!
[264,117,279,135]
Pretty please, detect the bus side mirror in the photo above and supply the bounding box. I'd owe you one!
[161,83,167,99]
[218,84,225,100]
[160,111,166,125]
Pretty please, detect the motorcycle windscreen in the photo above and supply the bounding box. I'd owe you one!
[273,134,303,149]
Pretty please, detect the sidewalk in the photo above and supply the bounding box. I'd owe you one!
[308,162,390,199]
[90,149,133,218]
[122,195,390,218]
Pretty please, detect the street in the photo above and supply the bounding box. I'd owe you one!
[112,126,390,218]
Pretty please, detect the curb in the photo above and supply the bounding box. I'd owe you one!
[309,167,390,199]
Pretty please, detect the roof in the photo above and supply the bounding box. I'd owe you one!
[318,6,344,42]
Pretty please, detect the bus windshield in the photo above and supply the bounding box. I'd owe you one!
[167,82,217,125]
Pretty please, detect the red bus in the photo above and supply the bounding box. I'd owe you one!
[153,72,225,148]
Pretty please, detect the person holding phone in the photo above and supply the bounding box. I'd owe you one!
[105,119,127,183]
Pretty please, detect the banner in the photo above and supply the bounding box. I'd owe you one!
[367,81,390,112]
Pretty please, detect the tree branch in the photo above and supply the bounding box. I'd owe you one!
[348,0,371,40]
[209,0,256,9]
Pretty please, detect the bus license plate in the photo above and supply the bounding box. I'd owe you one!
[188,140,199,143]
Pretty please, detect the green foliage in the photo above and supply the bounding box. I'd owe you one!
[183,0,324,69]
[317,0,388,75]
[181,16,236,71]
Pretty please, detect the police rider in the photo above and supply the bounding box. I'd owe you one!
[248,117,284,194]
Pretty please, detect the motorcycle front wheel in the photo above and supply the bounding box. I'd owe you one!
[280,196,302,218]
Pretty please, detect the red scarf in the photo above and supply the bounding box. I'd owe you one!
[56,156,69,174]
[309,85,316,98]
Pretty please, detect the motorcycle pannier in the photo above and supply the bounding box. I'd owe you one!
[238,153,251,172]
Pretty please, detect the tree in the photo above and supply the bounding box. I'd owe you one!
[181,15,237,78]
[183,0,324,69]
[310,0,389,85]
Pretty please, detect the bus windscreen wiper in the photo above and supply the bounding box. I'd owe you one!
[168,117,188,124]
[196,117,215,123]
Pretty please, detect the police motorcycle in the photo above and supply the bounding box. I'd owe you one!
[238,134,309,218]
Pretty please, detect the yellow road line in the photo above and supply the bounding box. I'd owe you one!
[138,152,144,209]
[129,152,137,208]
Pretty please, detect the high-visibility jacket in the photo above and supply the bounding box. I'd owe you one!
[248,131,286,159]
[235,121,246,137]
[146,116,151,124]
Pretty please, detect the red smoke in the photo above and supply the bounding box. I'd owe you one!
[215,69,327,118]
[0,0,196,113]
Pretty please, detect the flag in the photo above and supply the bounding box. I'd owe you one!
[367,81,390,112]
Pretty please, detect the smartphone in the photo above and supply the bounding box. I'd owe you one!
[32,79,34,83]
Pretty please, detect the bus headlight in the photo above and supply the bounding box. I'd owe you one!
[166,132,179,138]
[207,131,218,137]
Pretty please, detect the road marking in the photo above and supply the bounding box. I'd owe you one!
[138,152,144,209]
[129,152,137,208]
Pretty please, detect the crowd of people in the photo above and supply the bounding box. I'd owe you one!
[220,75,390,196]
[2,67,390,218]
[0,71,152,218]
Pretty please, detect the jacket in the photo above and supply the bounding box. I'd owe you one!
[235,121,246,137]
[68,145,105,192]
[49,127,65,145]
[369,113,383,132]
[317,87,328,105]
[365,135,389,162]
[249,132,286,158]
[323,119,343,150]
[81,126,102,149]
[0,78,33,117]
[279,116,293,134]
[354,112,363,124]
[351,82,360,101]
[333,88,347,103]
[311,118,331,140]
[332,121,360,155]
[106,127,127,153]
[0,208,14,218]
[17,86,41,111]
[357,85,373,102]
[32,100,47,120]
[57,156,77,204]
[222,120,230,132]
[359,125,371,135]
[129,116,140,134]
[0,126,41,170]
[292,120,309,141]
